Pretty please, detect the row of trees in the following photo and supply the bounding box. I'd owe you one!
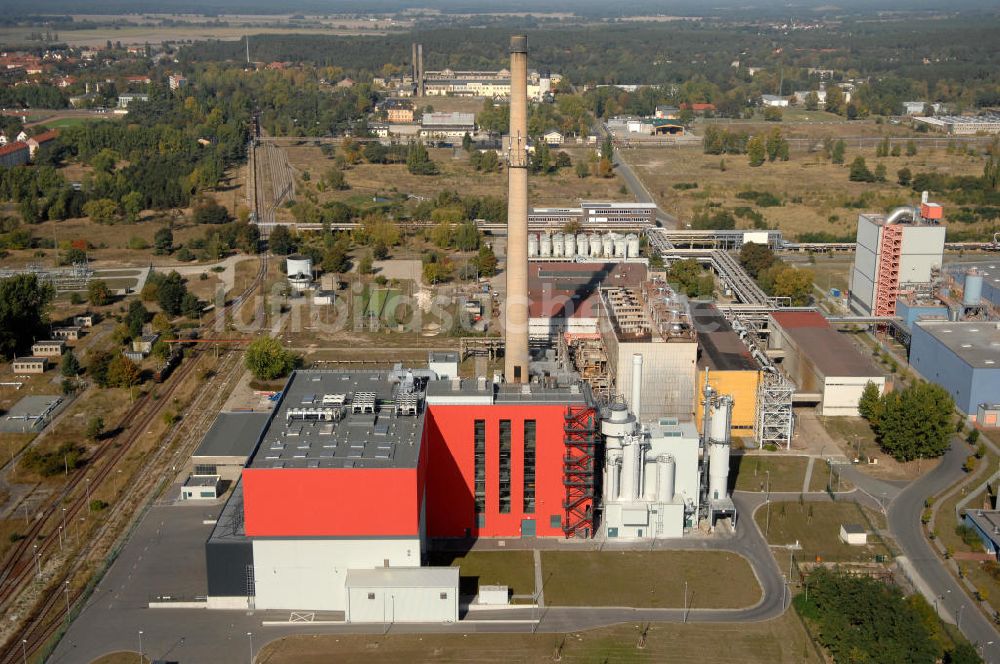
[738,243,813,306]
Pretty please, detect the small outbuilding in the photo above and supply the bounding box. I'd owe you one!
[51,327,81,341]
[181,474,222,500]
[839,523,867,546]
[31,340,66,357]
[12,357,47,374]
[345,567,459,624]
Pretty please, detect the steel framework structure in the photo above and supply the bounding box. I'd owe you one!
[0,262,93,292]
[755,372,794,449]
[562,406,597,538]
[873,224,903,317]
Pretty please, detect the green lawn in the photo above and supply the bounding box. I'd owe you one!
[755,500,891,564]
[41,116,109,130]
[427,550,536,597]
[731,455,810,493]
[260,613,821,663]
[541,550,760,609]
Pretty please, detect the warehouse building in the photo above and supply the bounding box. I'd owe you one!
[189,412,270,482]
[909,321,1000,419]
[691,302,760,440]
[768,311,886,417]
[206,368,597,612]
[31,340,65,358]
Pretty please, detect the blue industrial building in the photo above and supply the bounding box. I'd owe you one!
[910,321,1000,419]
[895,296,950,331]
[950,263,1000,308]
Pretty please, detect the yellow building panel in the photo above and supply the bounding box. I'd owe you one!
[695,369,761,441]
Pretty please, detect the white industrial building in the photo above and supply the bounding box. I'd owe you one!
[345,568,459,623]
[849,203,946,317]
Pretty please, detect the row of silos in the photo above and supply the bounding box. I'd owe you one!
[527,232,641,259]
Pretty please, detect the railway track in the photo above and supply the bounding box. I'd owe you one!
[0,251,268,662]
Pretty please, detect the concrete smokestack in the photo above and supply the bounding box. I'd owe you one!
[504,34,530,384]
[417,44,425,97]
[411,43,418,86]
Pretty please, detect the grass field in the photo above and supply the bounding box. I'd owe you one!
[540,550,760,608]
[257,612,821,664]
[731,455,810,493]
[427,550,536,597]
[39,116,107,130]
[285,146,631,210]
[625,136,992,240]
[755,500,891,564]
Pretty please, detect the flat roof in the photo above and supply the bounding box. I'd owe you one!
[966,510,1000,543]
[428,351,459,363]
[184,475,219,487]
[770,311,883,378]
[915,322,1000,369]
[193,412,270,460]
[841,523,865,534]
[249,370,426,470]
[425,378,588,404]
[345,567,459,589]
[528,262,648,319]
[691,303,758,372]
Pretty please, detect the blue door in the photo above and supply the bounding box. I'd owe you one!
[521,518,536,537]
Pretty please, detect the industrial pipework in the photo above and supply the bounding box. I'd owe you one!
[503,34,530,384]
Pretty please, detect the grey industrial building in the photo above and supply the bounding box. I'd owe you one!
[189,412,270,481]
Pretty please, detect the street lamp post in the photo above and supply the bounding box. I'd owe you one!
[21,638,27,664]
[247,631,254,663]
[63,581,70,623]
[684,580,689,623]
[138,630,143,663]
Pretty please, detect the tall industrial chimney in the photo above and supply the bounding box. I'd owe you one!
[417,44,425,97]
[504,35,530,384]
[411,43,418,87]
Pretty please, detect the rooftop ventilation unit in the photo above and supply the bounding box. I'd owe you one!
[394,392,420,416]
[322,393,347,406]
[286,407,339,422]
[352,392,377,414]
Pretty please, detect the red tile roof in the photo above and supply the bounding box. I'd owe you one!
[0,141,29,157]
[29,130,58,144]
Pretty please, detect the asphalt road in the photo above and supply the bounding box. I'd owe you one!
[888,437,1000,662]
[593,122,678,229]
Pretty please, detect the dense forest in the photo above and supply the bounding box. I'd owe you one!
[182,18,1000,110]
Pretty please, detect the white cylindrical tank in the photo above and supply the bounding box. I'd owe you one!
[540,233,552,257]
[589,234,603,257]
[710,396,732,444]
[528,233,539,258]
[576,233,589,257]
[708,441,730,502]
[631,353,643,422]
[602,233,614,258]
[626,233,640,258]
[606,451,622,501]
[620,434,641,502]
[552,232,564,257]
[964,269,984,306]
[564,233,576,258]
[601,403,635,440]
[656,454,675,503]
[286,255,313,291]
[613,233,626,258]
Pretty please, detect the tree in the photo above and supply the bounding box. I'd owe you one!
[0,274,54,359]
[984,153,1000,192]
[475,245,498,277]
[461,132,472,152]
[87,349,114,388]
[944,642,982,664]
[804,91,819,111]
[126,299,148,338]
[897,167,913,187]
[867,382,955,461]
[107,355,141,389]
[849,156,875,182]
[87,280,111,306]
[858,381,883,424]
[324,167,349,190]
[406,141,438,175]
[155,272,189,317]
[193,197,231,225]
[739,242,776,278]
[153,227,174,255]
[762,106,783,122]
[85,416,104,441]
[824,86,846,114]
[60,349,80,377]
[747,136,766,167]
[874,163,887,182]
[269,225,295,255]
[358,251,374,275]
[121,190,143,223]
[765,265,814,306]
[831,139,846,164]
[575,160,589,179]
[906,140,918,157]
[82,198,119,224]
[245,336,298,381]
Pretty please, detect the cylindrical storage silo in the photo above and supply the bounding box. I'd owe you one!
[613,233,626,258]
[708,441,730,501]
[286,255,313,291]
[527,233,539,258]
[602,232,614,258]
[576,232,588,257]
[540,233,552,257]
[564,233,576,258]
[552,232,564,257]
[620,435,641,502]
[626,233,640,258]
[964,269,983,306]
[710,396,732,443]
[589,234,603,257]
[656,454,675,503]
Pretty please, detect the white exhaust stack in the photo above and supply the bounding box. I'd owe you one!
[503,34,530,383]
[631,353,643,422]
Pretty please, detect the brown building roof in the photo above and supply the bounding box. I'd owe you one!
[528,262,647,319]
[770,311,883,378]
[691,302,757,371]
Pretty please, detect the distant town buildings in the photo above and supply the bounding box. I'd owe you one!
[914,114,1000,135]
